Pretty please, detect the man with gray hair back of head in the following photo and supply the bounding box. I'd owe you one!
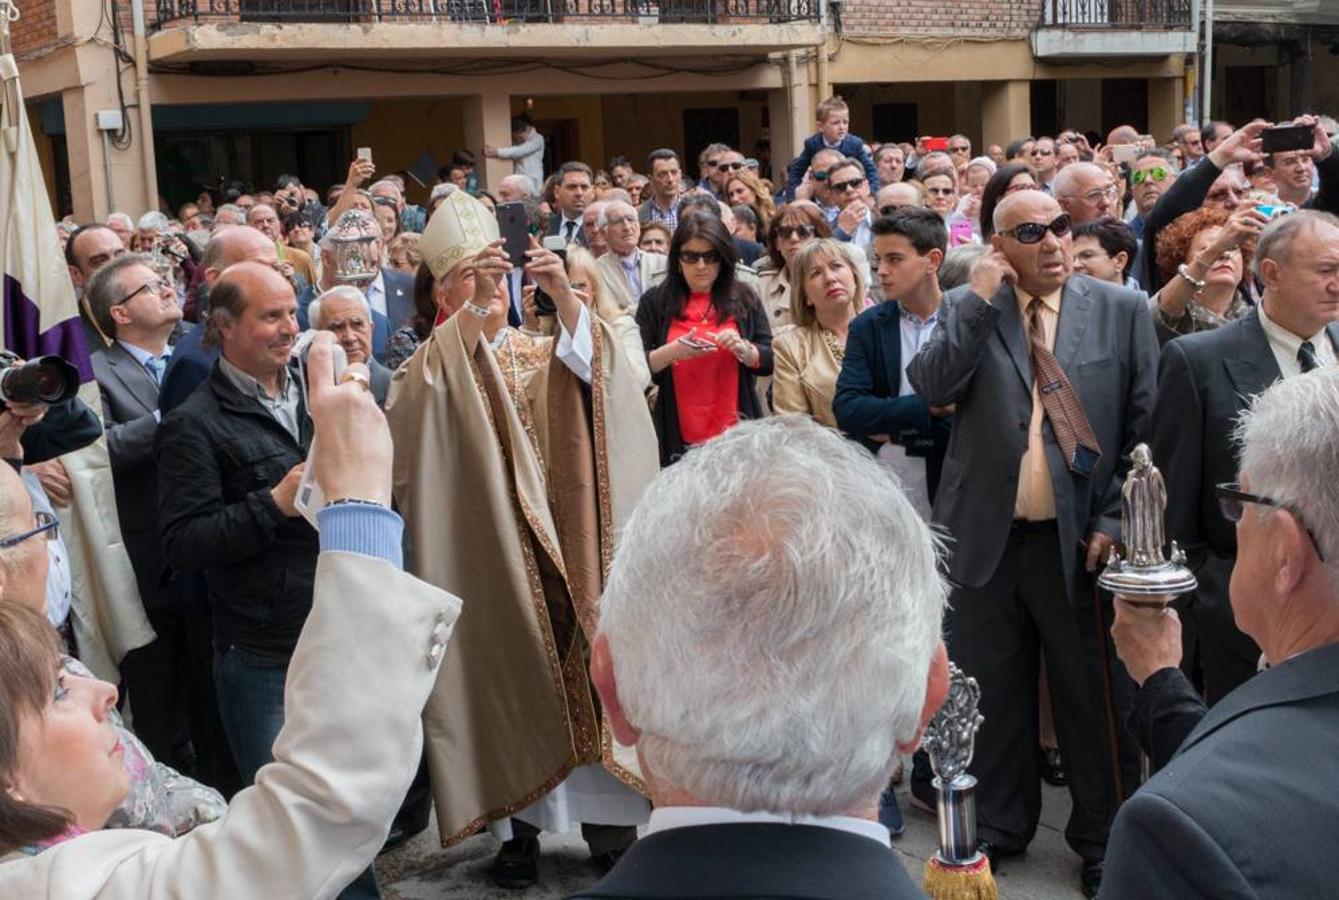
[578,416,950,899]
[1106,367,1339,899]
[1149,209,1339,705]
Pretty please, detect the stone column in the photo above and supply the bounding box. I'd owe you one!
[981,80,1031,151]
[1147,76,1183,145]
[463,91,516,192]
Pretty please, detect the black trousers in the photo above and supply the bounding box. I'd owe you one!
[509,817,637,856]
[119,576,240,797]
[1180,552,1260,705]
[947,523,1136,863]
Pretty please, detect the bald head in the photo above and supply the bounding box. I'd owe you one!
[497,174,536,202]
[202,226,280,284]
[1107,125,1140,147]
[992,191,1072,295]
[876,182,923,212]
[207,261,298,379]
[1052,162,1118,225]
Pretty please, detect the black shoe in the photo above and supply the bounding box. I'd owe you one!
[1040,746,1069,787]
[590,848,626,875]
[977,840,1023,874]
[877,788,905,837]
[1080,859,1103,898]
[909,775,936,814]
[491,836,540,890]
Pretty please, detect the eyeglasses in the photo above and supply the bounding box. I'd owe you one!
[1074,184,1119,204]
[1131,167,1170,185]
[1031,147,1055,157]
[116,277,171,306]
[1215,483,1325,562]
[926,186,956,197]
[605,214,638,227]
[718,162,745,172]
[680,249,721,265]
[997,214,1072,244]
[0,511,59,550]
[948,145,971,154]
[776,224,816,240]
[878,205,904,216]
[829,176,866,194]
[812,170,830,182]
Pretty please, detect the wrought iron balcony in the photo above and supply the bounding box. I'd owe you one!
[154,0,823,27]
[1038,0,1194,28]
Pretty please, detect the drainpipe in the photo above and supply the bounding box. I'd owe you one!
[1201,0,1214,122]
[130,0,159,212]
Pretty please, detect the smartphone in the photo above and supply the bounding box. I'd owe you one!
[356,146,373,163]
[1261,124,1314,154]
[1112,143,1138,165]
[924,136,949,152]
[1256,203,1296,219]
[532,235,568,316]
[496,201,530,267]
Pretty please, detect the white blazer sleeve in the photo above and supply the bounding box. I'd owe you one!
[0,552,460,900]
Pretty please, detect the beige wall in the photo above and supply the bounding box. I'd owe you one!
[600,92,770,175]
[348,98,467,205]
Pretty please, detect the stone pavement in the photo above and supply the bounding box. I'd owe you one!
[381,776,1086,899]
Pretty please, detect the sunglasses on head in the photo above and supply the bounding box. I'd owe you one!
[681,249,721,265]
[1131,167,1170,185]
[997,213,1071,244]
[776,224,816,239]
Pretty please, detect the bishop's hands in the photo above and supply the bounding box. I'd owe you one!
[1110,596,1182,687]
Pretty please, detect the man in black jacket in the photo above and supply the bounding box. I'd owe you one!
[155,260,314,787]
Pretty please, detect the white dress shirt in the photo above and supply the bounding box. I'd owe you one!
[648,806,891,848]
[1258,300,1337,378]
[875,303,940,522]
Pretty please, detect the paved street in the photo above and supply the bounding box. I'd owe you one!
[381,774,1084,899]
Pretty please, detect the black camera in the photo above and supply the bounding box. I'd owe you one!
[0,352,81,409]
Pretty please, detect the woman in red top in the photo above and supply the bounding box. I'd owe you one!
[636,212,773,466]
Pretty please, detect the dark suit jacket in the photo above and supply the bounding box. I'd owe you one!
[92,342,169,606]
[833,301,950,500]
[157,326,217,416]
[369,358,391,407]
[906,275,1159,602]
[546,211,586,246]
[1104,642,1339,899]
[1154,310,1339,562]
[570,823,923,900]
[380,267,415,334]
[17,397,102,465]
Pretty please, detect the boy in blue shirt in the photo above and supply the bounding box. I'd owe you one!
[786,95,880,200]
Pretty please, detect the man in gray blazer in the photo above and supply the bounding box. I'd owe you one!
[908,191,1159,898]
[1106,367,1339,899]
[1151,211,1339,705]
[595,200,667,314]
[86,253,207,772]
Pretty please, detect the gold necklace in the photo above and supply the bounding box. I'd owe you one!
[821,328,846,363]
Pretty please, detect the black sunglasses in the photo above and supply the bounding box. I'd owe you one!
[1215,483,1325,562]
[829,176,866,193]
[998,214,1072,245]
[0,511,59,550]
[718,162,745,172]
[776,224,816,240]
[681,249,721,265]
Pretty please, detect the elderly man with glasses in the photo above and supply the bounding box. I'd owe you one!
[908,189,1159,898]
[1149,210,1339,710]
[1106,360,1339,899]
[1053,162,1121,225]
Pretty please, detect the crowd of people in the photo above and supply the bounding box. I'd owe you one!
[3,94,1339,899]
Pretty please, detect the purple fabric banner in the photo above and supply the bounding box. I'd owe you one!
[2,274,94,383]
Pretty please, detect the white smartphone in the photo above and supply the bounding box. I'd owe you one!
[357,146,373,163]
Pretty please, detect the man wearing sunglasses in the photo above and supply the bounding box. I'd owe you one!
[1105,367,1339,900]
[1149,210,1339,708]
[1126,150,1180,240]
[908,189,1159,898]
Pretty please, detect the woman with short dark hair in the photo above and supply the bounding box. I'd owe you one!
[636,212,773,465]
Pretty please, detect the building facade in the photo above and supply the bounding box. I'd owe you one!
[13,0,1326,220]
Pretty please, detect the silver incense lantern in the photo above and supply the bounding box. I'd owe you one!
[922,661,986,868]
[327,209,381,291]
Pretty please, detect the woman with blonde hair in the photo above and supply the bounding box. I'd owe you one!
[725,169,777,234]
[771,238,867,428]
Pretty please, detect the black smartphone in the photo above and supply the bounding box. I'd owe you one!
[1261,124,1315,154]
[497,201,530,267]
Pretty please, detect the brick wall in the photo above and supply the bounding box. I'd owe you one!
[840,0,1041,38]
[10,0,59,56]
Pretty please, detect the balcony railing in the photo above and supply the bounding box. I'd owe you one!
[1039,0,1193,27]
[154,0,823,27]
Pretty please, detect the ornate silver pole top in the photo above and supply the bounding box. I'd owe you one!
[922,662,983,785]
[1099,442,1198,603]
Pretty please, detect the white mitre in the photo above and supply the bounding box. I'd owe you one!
[420,189,499,280]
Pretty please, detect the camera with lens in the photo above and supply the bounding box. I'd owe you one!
[0,351,81,410]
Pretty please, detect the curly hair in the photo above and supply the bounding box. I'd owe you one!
[1156,207,1256,285]
[725,170,776,235]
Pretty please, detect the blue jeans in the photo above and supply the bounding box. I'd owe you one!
[215,647,381,900]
